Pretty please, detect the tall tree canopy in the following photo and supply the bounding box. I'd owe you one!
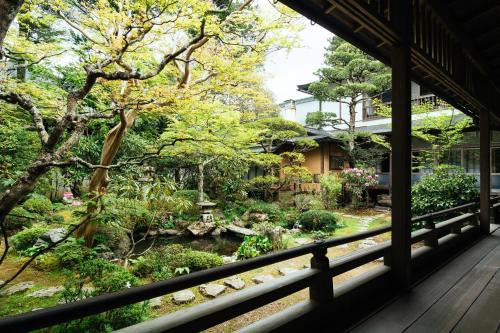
[0,0,301,259]
[307,36,390,160]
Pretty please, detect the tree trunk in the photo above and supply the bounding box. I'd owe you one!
[348,102,357,166]
[76,109,138,245]
[0,0,24,53]
[197,163,204,203]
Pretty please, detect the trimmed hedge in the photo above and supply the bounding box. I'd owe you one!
[298,210,339,231]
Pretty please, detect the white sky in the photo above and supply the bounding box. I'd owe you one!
[262,13,333,103]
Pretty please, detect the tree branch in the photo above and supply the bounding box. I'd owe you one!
[0,92,49,144]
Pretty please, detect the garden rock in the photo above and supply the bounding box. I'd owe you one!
[187,221,216,236]
[199,284,226,298]
[278,267,298,276]
[232,217,249,228]
[242,211,268,224]
[158,229,180,236]
[211,226,226,237]
[0,281,34,296]
[94,244,114,260]
[221,255,237,264]
[172,290,195,304]
[39,228,66,243]
[252,274,274,284]
[224,276,245,290]
[149,296,162,309]
[225,224,257,238]
[28,286,64,298]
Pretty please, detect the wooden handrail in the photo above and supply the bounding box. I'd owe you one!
[1,200,497,332]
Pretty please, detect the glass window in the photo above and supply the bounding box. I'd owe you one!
[464,149,480,173]
[492,148,500,173]
[329,155,344,170]
[443,149,461,167]
[377,153,390,173]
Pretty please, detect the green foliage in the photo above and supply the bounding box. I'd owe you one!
[4,207,34,231]
[246,201,285,224]
[22,194,52,215]
[10,227,48,253]
[294,194,324,211]
[412,165,479,217]
[237,235,273,259]
[53,238,94,268]
[298,210,339,231]
[319,174,342,209]
[172,190,209,204]
[133,244,223,280]
[341,168,378,205]
[56,259,147,333]
[305,111,338,130]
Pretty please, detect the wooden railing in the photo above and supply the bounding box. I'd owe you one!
[0,199,498,332]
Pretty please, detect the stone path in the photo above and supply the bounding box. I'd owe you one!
[0,281,34,296]
[224,276,245,290]
[199,284,226,298]
[172,290,195,304]
[28,286,64,298]
[356,214,385,249]
[252,274,275,284]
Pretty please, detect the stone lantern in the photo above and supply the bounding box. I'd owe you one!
[197,201,216,223]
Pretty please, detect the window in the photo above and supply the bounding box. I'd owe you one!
[464,149,480,173]
[377,153,390,173]
[443,149,461,167]
[492,148,500,173]
[329,155,344,170]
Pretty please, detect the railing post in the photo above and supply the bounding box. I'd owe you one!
[309,244,333,304]
[390,0,412,290]
[423,220,438,248]
[480,109,491,234]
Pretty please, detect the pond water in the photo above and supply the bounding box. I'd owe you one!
[135,233,242,256]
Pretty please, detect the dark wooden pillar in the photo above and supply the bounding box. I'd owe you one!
[390,0,412,290]
[480,109,491,234]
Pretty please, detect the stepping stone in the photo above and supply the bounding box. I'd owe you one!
[28,286,64,298]
[278,267,299,276]
[0,281,34,296]
[172,290,195,304]
[199,284,226,298]
[295,238,308,245]
[252,274,274,284]
[149,296,162,309]
[337,244,349,249]
[224,276,245,290]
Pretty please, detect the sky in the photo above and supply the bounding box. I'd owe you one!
[262,13,333,104]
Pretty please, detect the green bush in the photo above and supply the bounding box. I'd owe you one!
[319,174,342,209]
[237,235,273,258]
[279,209,300,229]
[22,194,53,215]
[246,201,285,224]
[134,244,222,280]
[4,207,34,231]
[412,165,479,217]
[94,224,131,258]
[56,258,147,332]
[10,227,48,253]
[297,210,339,231]
[53,238,93,267]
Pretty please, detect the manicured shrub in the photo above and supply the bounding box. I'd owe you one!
[53,238,93,267]
[412,165,479,217]
[10,227,49,253]
[279,209,300,229]
[4,207,34,232]
[94,224,131,258]
[246,201,285,224]
[297,210,339,231]
[22,194,53,215]
[237,235,273,258]
[133,244,223,280]
[319,174,342,209]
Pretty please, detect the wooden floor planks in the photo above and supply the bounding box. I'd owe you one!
[351,230,500,333]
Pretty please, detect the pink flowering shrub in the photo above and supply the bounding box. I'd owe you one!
[341,168,378,205]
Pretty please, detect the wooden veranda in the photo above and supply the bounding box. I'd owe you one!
[1,0,500,332]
